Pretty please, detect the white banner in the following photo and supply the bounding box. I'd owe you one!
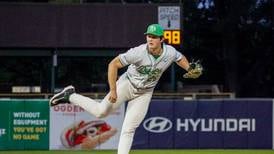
[50,101,124,150]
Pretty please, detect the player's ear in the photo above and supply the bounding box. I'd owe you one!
[160,36,165,43]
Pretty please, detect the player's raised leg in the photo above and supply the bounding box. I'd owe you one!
[68,92,113,118]
[68,77,131,118]
[117,91,153,154]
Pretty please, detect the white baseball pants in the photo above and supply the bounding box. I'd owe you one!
[69,75,153,154]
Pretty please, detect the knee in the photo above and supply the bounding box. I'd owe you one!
[95,112,108,119]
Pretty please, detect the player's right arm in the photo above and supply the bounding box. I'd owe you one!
[108,56,124,103]
[109,46,141,103]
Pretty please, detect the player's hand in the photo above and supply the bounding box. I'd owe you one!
[108,90,117,103]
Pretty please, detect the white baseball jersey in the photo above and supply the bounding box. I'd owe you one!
[119,43,183,90]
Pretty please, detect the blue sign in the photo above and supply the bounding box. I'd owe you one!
[132,99,273,149]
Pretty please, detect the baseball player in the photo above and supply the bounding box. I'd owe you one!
[50,24,202,154]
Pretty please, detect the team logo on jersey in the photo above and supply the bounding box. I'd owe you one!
[137,65,162,82]
[137,65,153,75]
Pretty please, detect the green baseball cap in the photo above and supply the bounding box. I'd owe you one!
[144,24,164,37]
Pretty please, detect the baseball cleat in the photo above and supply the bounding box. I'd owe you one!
[49,85,75,106]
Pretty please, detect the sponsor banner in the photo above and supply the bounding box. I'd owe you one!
[0,99,49,150]
[0,100,11,150]
[132,99,273,149]
[50,101,124,150]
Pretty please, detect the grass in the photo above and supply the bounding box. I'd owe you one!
[1,150,274,154]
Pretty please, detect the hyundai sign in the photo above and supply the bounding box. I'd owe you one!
[144,117,256,133]
[132,99,272,149]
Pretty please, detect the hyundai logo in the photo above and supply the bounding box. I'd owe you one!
[143,117,172,133]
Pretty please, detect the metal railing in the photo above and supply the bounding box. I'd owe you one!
[0,92,235,100]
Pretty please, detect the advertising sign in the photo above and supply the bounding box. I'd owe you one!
[0,99,49,150]
[50,101,124,150]
[132,99,273,149]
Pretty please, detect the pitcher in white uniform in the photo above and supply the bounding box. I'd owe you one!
[50,24,201,154]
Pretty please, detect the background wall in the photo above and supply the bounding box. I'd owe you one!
[0,3,160,48]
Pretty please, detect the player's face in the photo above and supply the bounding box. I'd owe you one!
[146,34,163,51]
